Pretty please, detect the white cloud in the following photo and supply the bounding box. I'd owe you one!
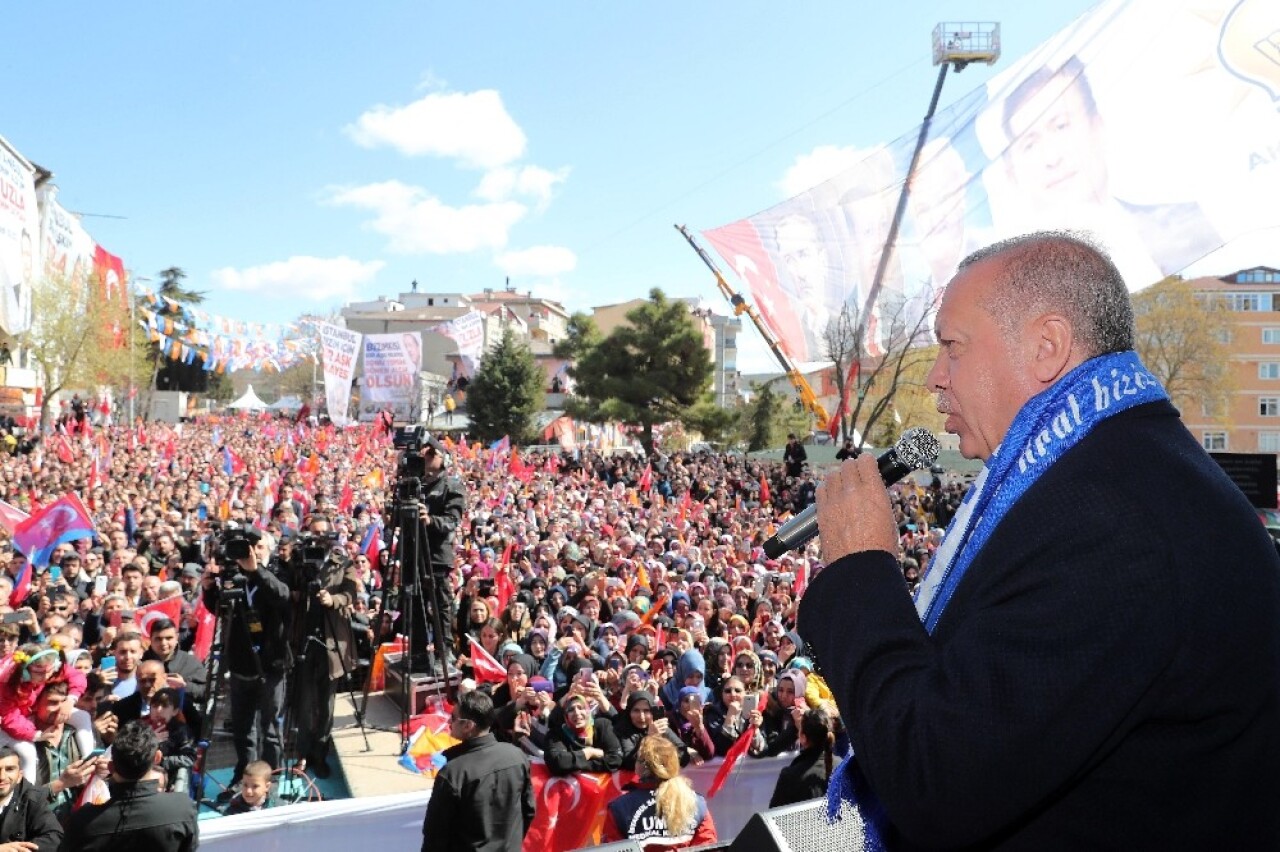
[494,245,578,277]
[327,180,527,254]
[210,256,385,302]
[344,89,526,169]
[777,144,866,197]
[475,165,570,210]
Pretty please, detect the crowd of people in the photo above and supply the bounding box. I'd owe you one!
[0,399,966,850]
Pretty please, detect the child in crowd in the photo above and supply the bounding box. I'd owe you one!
[148,687,196,792]
[225,760,273,815]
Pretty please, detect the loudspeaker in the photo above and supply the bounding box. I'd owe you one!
[728,797,865,852]
[573,842,642,852]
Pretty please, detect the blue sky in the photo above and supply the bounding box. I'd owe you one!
[4,2,1264,372]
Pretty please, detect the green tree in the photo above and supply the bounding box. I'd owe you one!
[204,369,236,404]
[557,289,713,456]
[1132,275,1234,421]
[465,329,545,444]
[24,274,147,427]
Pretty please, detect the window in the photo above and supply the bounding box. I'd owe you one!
[1261,363,1280,380]
[1201,397,1223,418]
[1265,328,1280,344]
[1225,293,1268,311]
[1261,397,1280,417]
[1261,433,1280,453]
[1203,431,1227,451]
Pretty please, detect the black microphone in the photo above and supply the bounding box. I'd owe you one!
[762,428,941,559]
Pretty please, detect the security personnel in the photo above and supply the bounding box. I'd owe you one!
[201,528,291,789]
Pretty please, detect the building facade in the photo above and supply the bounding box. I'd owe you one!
[1185,267,1280,456]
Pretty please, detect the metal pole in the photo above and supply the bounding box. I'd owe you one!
[849,61,950,440]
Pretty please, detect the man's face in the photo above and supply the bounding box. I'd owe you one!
[0,755,19,798]
[136,662,166,698]
[1004,74,1108,208]
[150,628,178,661]
[36,690,66,725]
[776,216,827,304]
[122,569,143,594]
[142,576,161,601]
[927,257,1040,461]
[116,639,144,676]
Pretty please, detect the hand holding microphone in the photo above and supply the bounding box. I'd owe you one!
[763,428,939,561]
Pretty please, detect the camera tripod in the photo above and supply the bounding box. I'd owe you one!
[358,475,456,754]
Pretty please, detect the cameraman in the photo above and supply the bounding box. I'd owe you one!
[285,515,357,780]
[402,433,466,674]
[200,528,291,790]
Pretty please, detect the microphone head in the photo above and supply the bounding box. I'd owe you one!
[894,428,941,471]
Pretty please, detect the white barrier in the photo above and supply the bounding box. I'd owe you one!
[200,754,794,850]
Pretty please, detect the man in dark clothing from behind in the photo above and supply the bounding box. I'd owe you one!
[60,721,198,852]
[0,745,63,852]
[421,690,533,852]
[783,433,807,478]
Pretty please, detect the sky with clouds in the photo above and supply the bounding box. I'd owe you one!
[4,1,1270,372]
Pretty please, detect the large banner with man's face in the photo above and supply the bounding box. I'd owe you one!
[360,332,423,423]
[704,0,1280,363]
[0,140,38,338]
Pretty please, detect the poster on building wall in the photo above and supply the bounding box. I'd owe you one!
[0,140,38,337]
[432,310,485,375]
[319,322,361,427]
[360,332,422,423]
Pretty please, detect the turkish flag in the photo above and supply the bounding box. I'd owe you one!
[191,597,217,662]
[0,500,29,536]
[707,723,757,798]
[523,762,633,852]
[135,594,184,638]
[469,640,507,685]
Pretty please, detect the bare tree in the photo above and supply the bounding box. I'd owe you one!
[824,289,939,448]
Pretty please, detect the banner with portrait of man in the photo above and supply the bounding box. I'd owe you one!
[360,332,423,423]
[0,137,38,338]
[704,0,1280,364]
[36,184,96,292]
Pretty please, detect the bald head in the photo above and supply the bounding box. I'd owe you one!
[958,231,1135,359]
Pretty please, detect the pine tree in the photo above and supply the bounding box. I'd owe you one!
[465,328,546,444]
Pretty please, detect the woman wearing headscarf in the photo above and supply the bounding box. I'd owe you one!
[702,638,733,696]
[658,649,710,721]
[761,668,807,756]
[614,690,688,771]
[704,675,767,758]
[672,686,716,763]
[601,735,718,850]
[544,693,622,776]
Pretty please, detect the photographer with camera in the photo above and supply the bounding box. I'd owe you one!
[200,527,291,790]
[285,515,357,780]
[393,429,466,675]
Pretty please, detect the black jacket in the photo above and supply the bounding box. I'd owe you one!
[799,401,1280,850]
[544,714,623,776]
[60,779,197,852]
[201,561,292,677]
[420,733,533,852]
[142,648,208,703]
[769,746,829,808]
[417,473,466,573]
[0,778,63,852]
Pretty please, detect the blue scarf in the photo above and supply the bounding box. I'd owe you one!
[829,351,1168,849]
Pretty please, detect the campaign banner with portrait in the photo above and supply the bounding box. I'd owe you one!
[36,184,96,291]
[318,322,361,427]
[360,332,422,423]
[0,138,38,337]
[432,310,485,376]
[704,0,1280,364]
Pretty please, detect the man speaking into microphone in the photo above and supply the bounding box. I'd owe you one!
[798,232,1280,849]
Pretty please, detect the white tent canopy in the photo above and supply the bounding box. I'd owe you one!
[270,395,304,412]
[227,384,269,411]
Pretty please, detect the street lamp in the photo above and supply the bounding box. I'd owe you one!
[127,273,152,423]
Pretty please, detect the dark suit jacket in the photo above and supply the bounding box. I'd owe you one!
[799,400,1280,850]
[0,778,63,851]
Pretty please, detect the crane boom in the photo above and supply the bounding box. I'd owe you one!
[675,224,831,431]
